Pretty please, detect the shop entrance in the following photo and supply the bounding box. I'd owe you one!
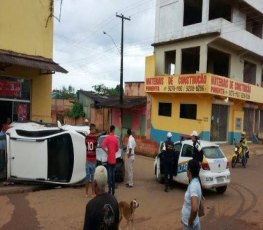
[0,101,12,127]
[210,104,228,142]
[244,108,254,141]
[0,100,30,125]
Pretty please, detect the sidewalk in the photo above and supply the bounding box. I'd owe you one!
[220,143,263,161]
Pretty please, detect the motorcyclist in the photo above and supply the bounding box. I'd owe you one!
[240,131,249,160]
[162,132,176,192]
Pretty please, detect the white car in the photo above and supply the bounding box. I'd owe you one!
[154,140,231,194]
[5,122,86,185]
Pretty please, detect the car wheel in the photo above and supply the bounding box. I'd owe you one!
[231,156,237,168]
[155,165,164,184]
[216,186,227,194]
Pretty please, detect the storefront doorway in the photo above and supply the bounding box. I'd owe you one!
[244,108,254,141]
[210,104,229,142]
[0,100,30,126]
[0,101,12,127]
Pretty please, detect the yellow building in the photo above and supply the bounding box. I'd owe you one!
[0,0,66,125]
[146,0,263,144]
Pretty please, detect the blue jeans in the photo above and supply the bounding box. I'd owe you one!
[107,164,116,195]
[86,161,96,182]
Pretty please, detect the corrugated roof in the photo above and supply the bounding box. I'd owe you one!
[78,90,117,103]
[0,50,67,73]
[97,96,147,109]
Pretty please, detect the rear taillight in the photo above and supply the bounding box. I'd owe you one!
[226,161,230,169]
[202,162,210,170]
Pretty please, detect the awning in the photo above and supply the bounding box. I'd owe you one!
[0,50,67,73]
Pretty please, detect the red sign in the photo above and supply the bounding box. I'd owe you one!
[17,104,28,121]
[0,80,21,98]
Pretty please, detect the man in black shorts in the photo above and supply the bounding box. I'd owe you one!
[83,165,119,230]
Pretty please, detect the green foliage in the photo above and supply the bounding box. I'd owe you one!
[92,84,120,96]
[66,102,85,119]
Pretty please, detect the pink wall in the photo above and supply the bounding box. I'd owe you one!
[129,107,145,130]
[112,109,121,128]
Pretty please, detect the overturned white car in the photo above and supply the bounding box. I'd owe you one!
[5,122,88,185]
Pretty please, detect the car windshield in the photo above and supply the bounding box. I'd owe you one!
[202,146,225,159]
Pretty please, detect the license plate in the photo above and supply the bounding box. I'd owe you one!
[217,176,224,183]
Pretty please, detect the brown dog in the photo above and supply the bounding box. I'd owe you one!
[119,199,139,226]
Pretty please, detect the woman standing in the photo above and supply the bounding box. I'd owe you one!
[182,160,202,230]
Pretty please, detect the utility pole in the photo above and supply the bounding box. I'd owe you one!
[116,13,130,140]
[116,13,130,104]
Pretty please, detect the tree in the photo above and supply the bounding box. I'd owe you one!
[92,84,120,96]
[66,102,85,119]
[53,85,76,99]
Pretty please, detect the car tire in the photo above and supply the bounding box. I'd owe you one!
[155,165,164,184]
[231,156,237,168]
[242,155,247,168]
[216,186,227,194]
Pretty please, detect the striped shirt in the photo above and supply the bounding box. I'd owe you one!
[85,133,98,162]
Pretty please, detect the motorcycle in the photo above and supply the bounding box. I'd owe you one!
[231,140,249,168]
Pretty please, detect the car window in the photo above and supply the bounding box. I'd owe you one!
[97,136,121,148]
[174,143,182,155]
[203,147,224,159]
[181,144,194,157]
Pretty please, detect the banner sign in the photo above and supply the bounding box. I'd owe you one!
[145,73,260,103]
[0,80,21,98]
[210,75,251,100]
[146,74,208,93]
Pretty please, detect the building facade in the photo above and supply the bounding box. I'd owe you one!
[146,0,263,144]
[0,0,66,126]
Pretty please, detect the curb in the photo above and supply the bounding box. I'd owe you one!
[0,185,50,196]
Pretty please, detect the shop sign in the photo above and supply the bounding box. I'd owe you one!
[145,73,260,102]
[210,75,251,100]
[0,80,21,98]
[145,74,208,93]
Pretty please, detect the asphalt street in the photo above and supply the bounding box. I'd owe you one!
[0,154,263,230]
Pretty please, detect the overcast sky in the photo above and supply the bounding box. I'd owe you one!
[52,0,156,91]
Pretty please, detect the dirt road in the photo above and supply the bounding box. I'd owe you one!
[1,155,263,229]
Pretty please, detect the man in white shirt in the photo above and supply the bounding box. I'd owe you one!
[126,129,136,188]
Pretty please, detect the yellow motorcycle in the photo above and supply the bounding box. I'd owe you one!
[231,141,248,168]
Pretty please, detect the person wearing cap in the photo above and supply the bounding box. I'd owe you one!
[83,165,119,230]
[240,131,249,161]
[190,131,203,164]
[126,129,136,188]
[162,132,177,192]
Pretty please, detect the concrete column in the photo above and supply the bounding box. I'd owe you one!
[175,48,182,74]
[202,0,210,23]
[199,44,208,73]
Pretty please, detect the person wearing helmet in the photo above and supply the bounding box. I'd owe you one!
[162,132,177,192]
[190,131,203,164]
[240,131,249,161]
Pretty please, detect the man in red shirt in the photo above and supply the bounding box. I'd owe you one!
[85,124,98,197]
[101,125,119,195]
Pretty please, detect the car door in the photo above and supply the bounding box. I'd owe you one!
[173,142,182,176]
[9,138,48,180]
[175,143,194,185]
